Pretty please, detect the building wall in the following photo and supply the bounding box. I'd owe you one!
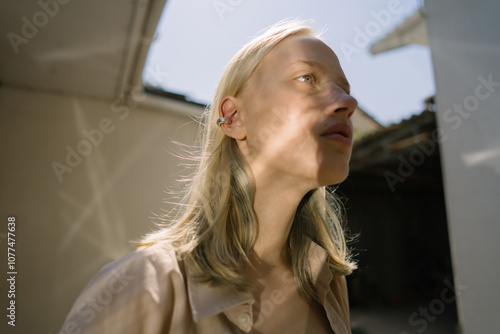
[0,85,202,333]
[424,1,500,332]
[351,107,383,140]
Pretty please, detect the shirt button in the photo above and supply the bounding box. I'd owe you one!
[238,312,252,327]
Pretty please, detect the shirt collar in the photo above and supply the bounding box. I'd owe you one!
[185,266,254,321]
[184,238,333,321]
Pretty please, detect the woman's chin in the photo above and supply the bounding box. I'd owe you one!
[318,166,349,187]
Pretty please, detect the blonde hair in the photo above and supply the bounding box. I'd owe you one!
[136,18,356,303]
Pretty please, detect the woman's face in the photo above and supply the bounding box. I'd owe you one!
[235,35,357,191]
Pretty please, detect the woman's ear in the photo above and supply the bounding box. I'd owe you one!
[219,96,246,140]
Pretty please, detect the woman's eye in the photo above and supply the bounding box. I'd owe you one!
[297,74,315,84]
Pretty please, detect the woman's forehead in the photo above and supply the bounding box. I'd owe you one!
[257,35,341,73]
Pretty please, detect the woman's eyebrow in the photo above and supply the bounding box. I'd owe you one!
[291,60,325,71]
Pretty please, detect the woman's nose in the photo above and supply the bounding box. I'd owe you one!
[325,86,358,119]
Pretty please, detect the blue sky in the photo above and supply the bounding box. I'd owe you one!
[143,0,434,126]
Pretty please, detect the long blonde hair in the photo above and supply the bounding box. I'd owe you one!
[136,18,356,303]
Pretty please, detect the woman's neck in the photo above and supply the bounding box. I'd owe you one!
[249,171,309,271]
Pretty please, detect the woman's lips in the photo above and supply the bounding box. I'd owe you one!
[320,122,353,145]
[321,133,352,145]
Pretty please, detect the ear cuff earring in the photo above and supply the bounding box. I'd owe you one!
[216,117,231,127]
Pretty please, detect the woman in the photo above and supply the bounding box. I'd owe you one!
[60,19,357,334]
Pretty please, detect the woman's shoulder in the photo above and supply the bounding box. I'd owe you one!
[102,240,181,277]
[94,241,188,299]
[60,241,186,334]
[84,240,183,291]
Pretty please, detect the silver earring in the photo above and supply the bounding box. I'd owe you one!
[216,117,231,127]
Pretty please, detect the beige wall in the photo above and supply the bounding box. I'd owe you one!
[0,85,202,333]
[424,0,500,332]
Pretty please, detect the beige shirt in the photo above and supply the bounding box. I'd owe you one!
[59,240,351,334]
